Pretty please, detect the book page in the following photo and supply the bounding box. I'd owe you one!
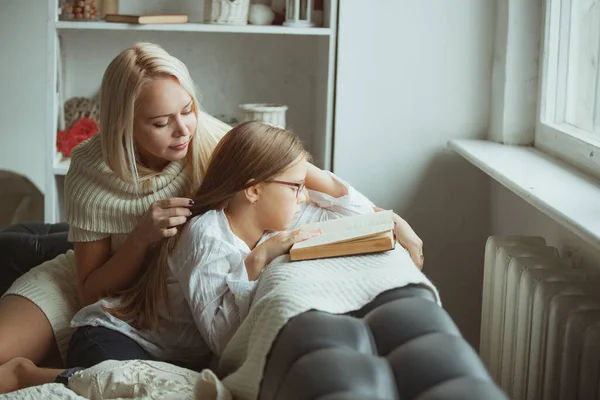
[292,210,394,250]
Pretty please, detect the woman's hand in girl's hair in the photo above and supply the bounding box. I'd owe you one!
[245,227,323,280]
[133,197,194,246]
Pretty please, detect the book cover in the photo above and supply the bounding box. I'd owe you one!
[104,14,189,24]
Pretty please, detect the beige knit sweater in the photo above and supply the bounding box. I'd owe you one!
[65,133,193,242]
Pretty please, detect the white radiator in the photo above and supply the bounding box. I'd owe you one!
[481,236,600,400]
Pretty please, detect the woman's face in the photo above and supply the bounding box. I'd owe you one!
[256,155,308,232]
[133,76,197,170]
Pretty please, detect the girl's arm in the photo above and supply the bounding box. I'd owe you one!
[176,252,252,356]
[294,164,375,225]
[374,206,424,269]
[304,164,424,269]
[170,219,256,356]
[304,163,347,198]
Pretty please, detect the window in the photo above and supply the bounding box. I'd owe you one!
[537,0,600,178]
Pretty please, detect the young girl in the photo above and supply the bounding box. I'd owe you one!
[70,120,378,361]
[109,120,380,356]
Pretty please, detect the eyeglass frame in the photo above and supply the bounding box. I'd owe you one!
[264,180,306,199]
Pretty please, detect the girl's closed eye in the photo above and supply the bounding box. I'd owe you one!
[182,108,193,115]
[154,120,169,128]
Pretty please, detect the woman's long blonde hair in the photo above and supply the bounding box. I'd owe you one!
[110,121,308,330]
[99,42,230,191]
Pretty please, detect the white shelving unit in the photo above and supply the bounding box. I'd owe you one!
[45,0,338,223]
[56,20,333,35]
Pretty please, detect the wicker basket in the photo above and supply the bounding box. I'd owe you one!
[204,0,250,25]
[239,103,288,128]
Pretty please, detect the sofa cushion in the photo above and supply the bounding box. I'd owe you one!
[0,223,72,294]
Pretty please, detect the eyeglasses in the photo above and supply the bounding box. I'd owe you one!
[265,180,305,199]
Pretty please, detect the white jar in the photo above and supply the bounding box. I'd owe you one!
[239,103,288,128]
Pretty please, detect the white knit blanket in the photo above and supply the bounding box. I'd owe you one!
[3,248,438,400]
[219,247,440,399]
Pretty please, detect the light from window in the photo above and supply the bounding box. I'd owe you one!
[537,0,600,178]
[561,0,600,134]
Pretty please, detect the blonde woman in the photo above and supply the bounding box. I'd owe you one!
[0,42,231,392]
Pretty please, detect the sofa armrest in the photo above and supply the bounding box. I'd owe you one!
[1,222,69,235]
[260,286,508,400]
[0,222,72,294]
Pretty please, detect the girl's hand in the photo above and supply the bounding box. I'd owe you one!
[246,227,323,280]
[394,217,424,270]
[261,227,323,261]
[133,198,194,246]
[374,207,424,270]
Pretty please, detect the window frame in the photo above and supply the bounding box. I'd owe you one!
[535,0,600,179]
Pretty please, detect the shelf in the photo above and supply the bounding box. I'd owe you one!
[53,155,70,176]
[55,21,332,36]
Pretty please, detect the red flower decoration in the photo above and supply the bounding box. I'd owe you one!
[57,117,99,157]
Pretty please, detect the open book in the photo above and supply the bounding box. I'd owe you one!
[289,210,396,261]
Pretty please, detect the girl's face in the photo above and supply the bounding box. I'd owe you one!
[256,155,308,232]
[133,76,197,170]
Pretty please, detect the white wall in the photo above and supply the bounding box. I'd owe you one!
[491,181,600,271]
[0,0,47,192]
[334,0,495,347]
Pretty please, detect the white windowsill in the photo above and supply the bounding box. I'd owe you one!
[448,139,600,252]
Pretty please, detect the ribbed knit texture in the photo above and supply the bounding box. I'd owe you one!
[65,133,193,239]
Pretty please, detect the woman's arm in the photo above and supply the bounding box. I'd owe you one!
[74,235,150,305]
[73,198,193,305]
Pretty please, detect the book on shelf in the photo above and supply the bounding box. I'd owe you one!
[104,14,189,24]
[289,210,396,261]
